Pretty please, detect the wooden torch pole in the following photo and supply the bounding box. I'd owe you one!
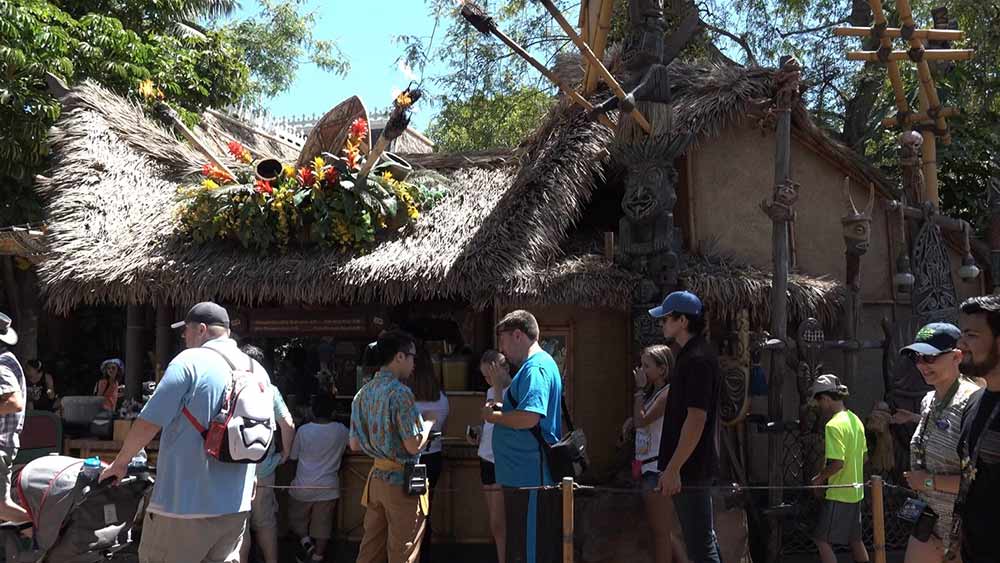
[562,477,575,563]
[871,475,887,563]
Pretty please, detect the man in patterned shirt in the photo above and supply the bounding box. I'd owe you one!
[0,312,28,523]
[350,330,435,563]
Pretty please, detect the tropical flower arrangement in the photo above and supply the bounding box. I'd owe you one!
[176,113,444,253]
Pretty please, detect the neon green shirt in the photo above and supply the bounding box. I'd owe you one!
[824,409,867,503]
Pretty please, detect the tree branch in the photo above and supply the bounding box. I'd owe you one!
[779,18,850,38]
[700,20,758,66]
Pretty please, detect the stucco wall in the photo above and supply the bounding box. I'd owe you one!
[688,119,895,301]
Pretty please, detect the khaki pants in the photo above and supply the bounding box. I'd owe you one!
[356,476,426,563]
[139,511,248,563]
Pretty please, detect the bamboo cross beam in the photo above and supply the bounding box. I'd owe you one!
[882,107,959,127]
[583,0,614,95]
[833,26,963,41]
[460,2,614,130]
[846,49,974,62]
[536,0,652,134]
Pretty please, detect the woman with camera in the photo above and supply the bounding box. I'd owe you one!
[894,323,981,562]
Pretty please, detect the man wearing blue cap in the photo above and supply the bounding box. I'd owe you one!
[648,291,722,563]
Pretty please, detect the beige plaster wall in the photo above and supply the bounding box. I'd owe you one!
[688,120,895,301]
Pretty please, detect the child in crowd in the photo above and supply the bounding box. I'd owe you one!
[810,374,870,563]
[289,394,350,563]
[473,349,512,563]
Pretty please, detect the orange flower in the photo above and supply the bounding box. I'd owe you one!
[201,163,234,183]
[227,141,252,163]
[345,148,360,169]
[324,166,340,185]
[255,179,273,195]
[350,118,368,142]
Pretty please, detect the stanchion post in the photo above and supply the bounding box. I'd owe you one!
[871,475,886,563]
[562,477,574,563]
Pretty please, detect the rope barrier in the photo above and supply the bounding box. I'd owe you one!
[260,481,871,494]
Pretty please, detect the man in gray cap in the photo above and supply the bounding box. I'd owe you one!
[0,312,28,523]
[101,302,269,563]
[809,374,869,563]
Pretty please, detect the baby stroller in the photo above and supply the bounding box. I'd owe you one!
[0,455,153,562]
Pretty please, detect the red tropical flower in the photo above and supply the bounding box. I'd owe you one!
[350,118,368,142]
[324,166,339,185]
[298,166,315,187]
[254,179,273,194]
[227,140,252,163]
[345,149,359,170]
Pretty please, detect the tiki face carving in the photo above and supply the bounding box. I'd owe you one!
[622,159,677,224]
[841,178,875,256]
[899,131,923,158]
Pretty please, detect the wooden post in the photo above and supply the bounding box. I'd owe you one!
[583,0,614,95]
[154,305,172,382]
[871,475,887,563]
[562,477,574,563]
[125,304,144,401]
[764,55,799,563]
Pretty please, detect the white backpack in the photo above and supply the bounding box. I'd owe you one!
[182,347,275,463]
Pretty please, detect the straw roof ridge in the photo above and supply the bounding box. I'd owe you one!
[680,241,845,328]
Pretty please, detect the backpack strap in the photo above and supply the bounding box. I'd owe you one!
[181,345,252,437]
[182,406,207,436]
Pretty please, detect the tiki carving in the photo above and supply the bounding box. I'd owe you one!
[841,178,875,290]
[912,218,959,324]
[795,318,825,434]
[719,310,751,426]
[760,179,800,222]
[774,56,802,111]
[899,131,924,205]
[615,136,687,291]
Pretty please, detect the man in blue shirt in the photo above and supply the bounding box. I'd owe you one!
[483,310,562,563]
[102,302,266,563]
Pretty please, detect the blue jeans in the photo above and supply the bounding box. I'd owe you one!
[673,481,723,563]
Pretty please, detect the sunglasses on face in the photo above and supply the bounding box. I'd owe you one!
[909,350,955,365]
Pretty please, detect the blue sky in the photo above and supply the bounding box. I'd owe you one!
[235,1,452,133]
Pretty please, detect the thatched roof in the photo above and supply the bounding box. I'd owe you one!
[37,62,862,321]
[0,224,46,263]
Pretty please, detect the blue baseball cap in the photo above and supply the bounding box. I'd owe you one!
[900,322,961,356]
[648,291,703,318]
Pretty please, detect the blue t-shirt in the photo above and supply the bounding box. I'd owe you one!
[493,350,562,487]
[256,386,290,478]
[139,337,264,517]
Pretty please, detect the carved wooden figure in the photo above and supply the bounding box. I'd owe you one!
[899,130,924,205]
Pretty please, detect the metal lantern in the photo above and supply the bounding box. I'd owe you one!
[959,254,982,281]
[895,253,916,293]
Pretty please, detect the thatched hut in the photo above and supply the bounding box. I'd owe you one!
[30,59,982,550]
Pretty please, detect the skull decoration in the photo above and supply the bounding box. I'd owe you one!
[841,177,875,256]
[899,131,925,205]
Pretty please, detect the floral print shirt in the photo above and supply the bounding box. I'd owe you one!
[350,370,423,484]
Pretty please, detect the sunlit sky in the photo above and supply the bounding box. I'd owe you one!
[233,1,455,133]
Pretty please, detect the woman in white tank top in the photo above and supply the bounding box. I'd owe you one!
[630,345,688,563]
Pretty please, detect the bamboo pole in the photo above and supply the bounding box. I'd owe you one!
[205,109,303,153]
[917,89,940,207]
[155,102,236,179]
[536,0,652,134]
[846,49,974,61]
[871,475,887,563]
[897,0,955,143]
[562,477,574,563]
[460,5,614,130]
[583,0,614,95]
[833,26,963,40]
[865,0,911,117]
[882,107,959,127]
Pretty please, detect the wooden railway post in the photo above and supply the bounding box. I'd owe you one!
[871,475,887,563]
[562,477,574,563]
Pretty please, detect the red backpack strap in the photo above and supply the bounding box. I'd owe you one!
[182,406,207,435]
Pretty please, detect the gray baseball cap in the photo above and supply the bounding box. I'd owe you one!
[171,302,230,330]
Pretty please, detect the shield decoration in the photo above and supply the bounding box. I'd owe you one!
[296,96,370,168]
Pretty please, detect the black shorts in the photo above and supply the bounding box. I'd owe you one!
[480,459,496,485]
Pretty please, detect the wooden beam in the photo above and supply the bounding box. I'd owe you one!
[833,26,963,41]
[846,49,974,62]
[865,0,911,118]
[537,0,652,134]
[882,107,959,127]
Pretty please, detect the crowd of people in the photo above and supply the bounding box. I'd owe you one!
[0,287,997,563]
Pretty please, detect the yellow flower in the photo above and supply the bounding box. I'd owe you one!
[283,164,296,178]
[396,91,413,108]
[201,178,220,190]
[138,79,156,99]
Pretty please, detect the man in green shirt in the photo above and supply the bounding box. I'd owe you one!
[810,374,870,563]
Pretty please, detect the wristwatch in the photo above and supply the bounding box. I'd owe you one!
[924,476,935,491]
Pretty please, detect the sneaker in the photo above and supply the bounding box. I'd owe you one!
[295,536,315,563]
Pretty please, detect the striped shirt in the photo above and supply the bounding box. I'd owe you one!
[0,351,26,450]
[909,378,980,545]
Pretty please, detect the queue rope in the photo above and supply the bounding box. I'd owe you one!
[258,481,871,494]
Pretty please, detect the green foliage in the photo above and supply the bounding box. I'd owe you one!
[426,88,554,152]
[0,0,347,226]
[225,0,349,99]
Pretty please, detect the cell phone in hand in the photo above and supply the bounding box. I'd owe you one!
[467,425,481,442]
